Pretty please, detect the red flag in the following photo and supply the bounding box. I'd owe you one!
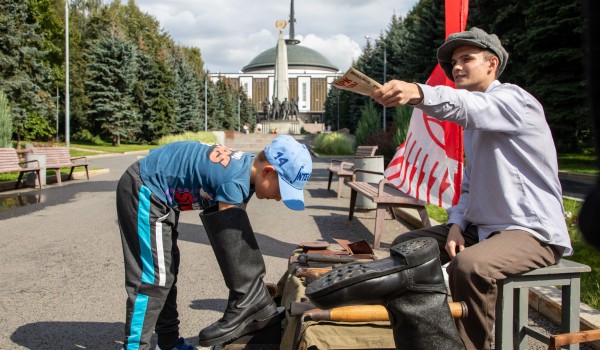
[384,0,467,208]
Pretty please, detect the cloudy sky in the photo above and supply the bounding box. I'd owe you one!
[132,0,419,73]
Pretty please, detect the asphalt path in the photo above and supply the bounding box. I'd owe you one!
[0,147,595,350]
[560,176,597,200]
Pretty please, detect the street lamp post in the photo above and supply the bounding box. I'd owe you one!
[55,87,59,142]
[336,90,340,131]
[65,0,70,146]
[365,35,387,132]
[237,98,241,132]
[204,75,208,132]
[382,42,387,132]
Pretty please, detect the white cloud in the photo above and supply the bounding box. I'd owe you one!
[133,0,418,73]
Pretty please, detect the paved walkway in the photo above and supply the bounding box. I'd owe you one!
[0,142,596,349]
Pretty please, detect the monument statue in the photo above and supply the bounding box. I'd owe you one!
[282,98,290,120]
[289,98,299,120]
[261,98,271,120]
[272,97,281,120]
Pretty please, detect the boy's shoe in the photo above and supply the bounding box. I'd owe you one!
[155,337,198,350]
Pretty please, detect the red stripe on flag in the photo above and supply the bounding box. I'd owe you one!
[426,161,440,204]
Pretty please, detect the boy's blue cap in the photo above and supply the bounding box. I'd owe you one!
[264,135,312,211]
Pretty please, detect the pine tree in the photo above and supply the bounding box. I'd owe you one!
[354,100,381,149]
[171,50,202,133]
[470,0,588,152]
[135,50,176,142]
[85,35,139,145]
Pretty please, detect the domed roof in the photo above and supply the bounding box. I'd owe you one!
[242,45,338,73]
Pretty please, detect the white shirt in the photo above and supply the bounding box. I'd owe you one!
[416,80,572,255]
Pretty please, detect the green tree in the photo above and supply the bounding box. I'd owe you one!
[391,105,412,150]
[354,100,381,148]
[135,50,176,142]
[29,0,66,86]
[0,0,54,146]
[391,0,445,83]
[0,91,13,148]
[58,0,108,137]
[85,35,139,145]
[171,49,202,133]
[469,0,588,152]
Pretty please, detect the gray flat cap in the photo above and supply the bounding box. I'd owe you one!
[437,27,508,81]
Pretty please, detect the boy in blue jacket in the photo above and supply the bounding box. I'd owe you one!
[117,135,312,349]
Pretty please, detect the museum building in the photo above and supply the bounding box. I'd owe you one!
[210,43,341,123]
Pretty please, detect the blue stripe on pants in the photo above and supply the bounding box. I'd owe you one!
[128,293,149,350]
[138,186,154,284]
[127,186,154,348]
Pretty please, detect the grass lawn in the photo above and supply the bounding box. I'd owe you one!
[427,198,600,311]
[557,152,598,174]
[69,142,157,155]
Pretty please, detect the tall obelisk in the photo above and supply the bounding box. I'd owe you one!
[273,20,288,102]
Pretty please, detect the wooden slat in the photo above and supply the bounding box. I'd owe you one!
[0,148,29,173]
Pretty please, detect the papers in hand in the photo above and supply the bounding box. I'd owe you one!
[332,67,382,96]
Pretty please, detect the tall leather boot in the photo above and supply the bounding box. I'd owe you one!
[387,291,464,349]
[305,237,464,350]
[198,207,278,346]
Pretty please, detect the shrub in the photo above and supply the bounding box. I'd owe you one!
[312,132,354,155]
[157,131,217,145]
[72,129,105,145]
[23,113,55,142]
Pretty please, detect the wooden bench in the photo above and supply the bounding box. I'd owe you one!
[347,171,431,249]
[327,145,378,198]
[31,146,89,186]
[0,148,43,189]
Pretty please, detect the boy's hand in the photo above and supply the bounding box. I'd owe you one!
[445,224,465,259]
[371,80,424,107]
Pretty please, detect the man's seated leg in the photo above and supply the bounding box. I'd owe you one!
[447,229,561,350]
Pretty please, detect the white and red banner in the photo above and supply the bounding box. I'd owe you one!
[384,0,468,208]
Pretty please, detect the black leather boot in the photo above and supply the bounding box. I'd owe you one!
[387,291,464,349]
[305,237,464,350]
[198,207,278,346]
[305,237,447,306]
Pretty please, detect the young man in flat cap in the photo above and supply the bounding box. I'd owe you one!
[369,27,572,349]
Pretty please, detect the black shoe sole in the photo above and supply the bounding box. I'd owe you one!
[197,302,278,347]
[305,237,438,304]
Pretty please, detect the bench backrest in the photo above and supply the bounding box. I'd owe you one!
[355,145,378,157]
[0,148,23,172]
[32,146,72,166]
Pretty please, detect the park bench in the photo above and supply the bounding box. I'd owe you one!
[0,148,43,189]
[31,146,89,186]
[327,145,378,198]
[347,169,431,249]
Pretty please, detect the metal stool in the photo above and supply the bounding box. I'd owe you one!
[495,259,591,350]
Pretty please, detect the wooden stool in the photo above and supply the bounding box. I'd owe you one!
[495,259,591,350]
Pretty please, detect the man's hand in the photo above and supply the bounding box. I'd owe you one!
[371,80,424,107]
[445,224,465,259]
